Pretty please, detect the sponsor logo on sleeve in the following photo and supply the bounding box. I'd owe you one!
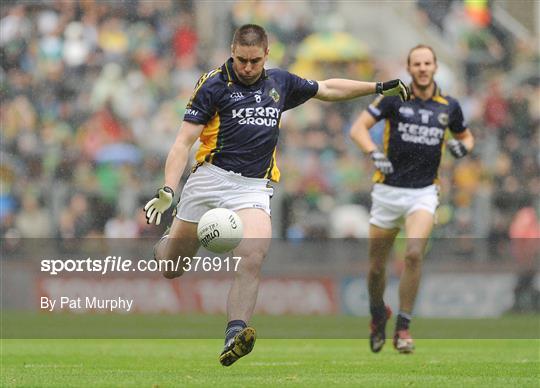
[369,105,381,116]
[398,106,414,118]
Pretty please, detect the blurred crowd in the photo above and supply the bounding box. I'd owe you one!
[1,1,538,254]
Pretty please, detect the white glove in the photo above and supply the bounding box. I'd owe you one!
[144,186,174,225]
[370,150,394,174]
[376,79,410,102]
[447,139,468,159]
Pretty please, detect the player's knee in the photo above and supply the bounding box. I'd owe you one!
[404,249,423,269]
[157,238,199,280]
[369,263,386,277]
[237,251,265,277]
[161,257,185,279]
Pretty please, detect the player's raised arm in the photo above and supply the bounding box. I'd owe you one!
[314,79,410,102]
[144,121,204,225]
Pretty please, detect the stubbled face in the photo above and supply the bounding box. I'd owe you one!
[231,44,268,85]
[407,48,437,91]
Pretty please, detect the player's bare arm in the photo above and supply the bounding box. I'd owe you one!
[164,121,204,189]
[315,79,410,102]
[315,79,376,101]
[144,121,203,225]
[350,109,394,175]
[451,128,474,151]
[349,110,378,153]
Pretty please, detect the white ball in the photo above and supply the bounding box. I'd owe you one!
[197,208,243,253]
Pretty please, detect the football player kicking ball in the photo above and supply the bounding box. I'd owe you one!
[144,23,410,366]
[350,45,474,354]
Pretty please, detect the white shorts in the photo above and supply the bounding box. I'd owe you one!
[176,163,274,223]
[370,183,439,229]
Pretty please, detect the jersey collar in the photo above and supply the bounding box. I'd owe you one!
[222,57,268,87]
[409,82,442,101]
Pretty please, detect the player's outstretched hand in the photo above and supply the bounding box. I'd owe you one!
[370,150,394,174]
[447,139,468,159]
[377,79,410,102]
[144,186,174,225]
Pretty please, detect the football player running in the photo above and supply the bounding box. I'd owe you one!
[144,24,410,366]
[350,45,474,354]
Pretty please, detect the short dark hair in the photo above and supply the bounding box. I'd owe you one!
[407,44,437,66]
[232,24,268,51]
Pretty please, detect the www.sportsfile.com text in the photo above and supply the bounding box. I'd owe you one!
[40,256,243,275]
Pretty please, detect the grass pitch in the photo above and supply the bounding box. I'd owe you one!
[2,339,539,387]
[1,314,539,387]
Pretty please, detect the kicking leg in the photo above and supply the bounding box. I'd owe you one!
[154,217,200,279]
